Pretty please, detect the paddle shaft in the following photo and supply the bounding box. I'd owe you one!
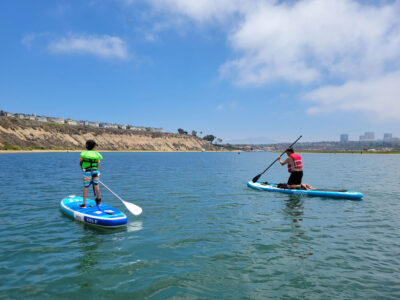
[99,181,123,202]
[252,135,302,182]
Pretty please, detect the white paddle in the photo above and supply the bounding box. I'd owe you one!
[99,181,142,216]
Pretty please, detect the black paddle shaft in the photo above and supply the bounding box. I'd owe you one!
[251,135,302,182]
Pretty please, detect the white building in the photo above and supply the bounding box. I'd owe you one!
[67,120,79,126]
[129,126,147,131]
[35,116,47,122]
[24,115,36,120]
[48,117,65,124]
[101,123,118,129]
[88,122,99,127]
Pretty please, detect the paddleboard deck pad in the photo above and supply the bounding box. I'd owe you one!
[247,181,363,200]
[60,195,128,227]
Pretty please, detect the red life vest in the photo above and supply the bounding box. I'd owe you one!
[288,153,303,172]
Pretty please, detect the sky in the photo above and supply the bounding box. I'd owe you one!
[1,0,400,143]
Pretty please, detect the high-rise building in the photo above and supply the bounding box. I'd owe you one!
[360,132,375,141]
[383,133,392,141]
[340,134,349,142]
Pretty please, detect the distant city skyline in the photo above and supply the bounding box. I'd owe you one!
[1,1,400,143]
[339,132,398,142]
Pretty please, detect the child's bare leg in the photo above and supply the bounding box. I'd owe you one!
[94,184,101,200]
[82,187,89,207]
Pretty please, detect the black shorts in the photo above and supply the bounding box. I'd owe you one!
[288,171,303,185]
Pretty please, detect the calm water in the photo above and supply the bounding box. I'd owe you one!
[0,152,399,299]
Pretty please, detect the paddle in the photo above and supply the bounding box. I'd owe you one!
[251,135,302,183]
[99,181,143,216]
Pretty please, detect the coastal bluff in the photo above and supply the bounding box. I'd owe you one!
[0,117,219,151]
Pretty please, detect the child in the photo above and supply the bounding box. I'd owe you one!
[80,140,103,208]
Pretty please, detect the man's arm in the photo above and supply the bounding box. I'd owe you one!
[278,156,290,165]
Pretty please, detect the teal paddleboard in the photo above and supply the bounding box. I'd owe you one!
[247,181,363,200]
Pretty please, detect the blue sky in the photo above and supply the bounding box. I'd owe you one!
[1,0,400,143]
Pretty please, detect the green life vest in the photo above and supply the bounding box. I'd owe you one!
[81,150,103,170]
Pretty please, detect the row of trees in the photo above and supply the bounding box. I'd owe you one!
[177,128,222,144]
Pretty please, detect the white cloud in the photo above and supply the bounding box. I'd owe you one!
[135,0,400,119]
[21,33,50,49]
[136,0,400,83]
[142,0,245,22]
[223,0,400,85]
[216,104,224,110]
[47,3,71,17]
[304,71,400,119]
[48,34,129,59]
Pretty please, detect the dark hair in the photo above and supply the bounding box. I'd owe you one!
[285,148,294,153]
[86,140,97,150]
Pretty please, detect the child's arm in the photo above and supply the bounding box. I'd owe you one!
[80,157,83,168]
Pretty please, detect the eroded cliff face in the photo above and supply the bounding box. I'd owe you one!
[0,117,218,151]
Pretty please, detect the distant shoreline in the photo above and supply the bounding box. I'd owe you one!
[295,150,400,154]
[1,149,399,154]
[0,149,236,154]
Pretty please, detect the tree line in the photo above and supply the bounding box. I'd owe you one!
[177,128,222,144]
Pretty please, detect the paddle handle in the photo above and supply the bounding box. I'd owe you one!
[252,135,302,182]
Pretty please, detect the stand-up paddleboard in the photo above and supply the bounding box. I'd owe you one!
[247,181,363,200]
[60,195,128,227]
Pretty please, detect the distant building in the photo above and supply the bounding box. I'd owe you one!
[83,121,99,127]
[67,120,78,126]
[383,133,392,141]
[360,132,375,141]
[151,128,164,133]
[48,117,65,124]
[1,110,166,135]
[35,116,47,122]
[87,121,99,127]
[340,134,348,142]
[129,126,147,131]
[24,115,36,120]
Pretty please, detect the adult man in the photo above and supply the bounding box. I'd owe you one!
[278,148,312,190]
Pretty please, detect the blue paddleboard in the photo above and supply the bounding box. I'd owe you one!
[247,181,363,200]
[60,195,128,227]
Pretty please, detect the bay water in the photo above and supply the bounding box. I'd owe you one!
[0,152,399,299]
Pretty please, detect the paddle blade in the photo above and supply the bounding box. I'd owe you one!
[252,174,261,183]
[121,199,142,216]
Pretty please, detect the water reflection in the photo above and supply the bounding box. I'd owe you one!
[77,233,103,275]
[127,221,143,233]
[284,195,313,259]
[284,195,304,231]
